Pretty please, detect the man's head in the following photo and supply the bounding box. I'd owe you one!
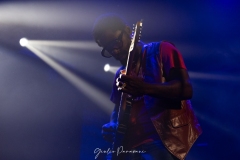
[92,14,131,64]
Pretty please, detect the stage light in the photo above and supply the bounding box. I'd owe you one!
[19,38,28,47]
[25,45,113,115]
[189,71,240,81]
[103,64,119,74]
[104,64,110,72]
[27,40,99,51]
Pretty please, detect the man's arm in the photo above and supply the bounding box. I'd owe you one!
[102,104,119,142]
[118,68,192,100]
[110,104,119,123]
[145,68,192,100]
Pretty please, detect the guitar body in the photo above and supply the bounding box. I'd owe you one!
[111,20,143,160]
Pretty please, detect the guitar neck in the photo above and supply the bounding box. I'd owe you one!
[111,20,143,160]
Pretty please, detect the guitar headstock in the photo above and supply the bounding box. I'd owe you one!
[129,20,143,52]
[125,19,143,75]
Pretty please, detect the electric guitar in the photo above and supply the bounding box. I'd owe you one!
[111,20,143,160]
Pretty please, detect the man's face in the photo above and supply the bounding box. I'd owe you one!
[98,29,131,62]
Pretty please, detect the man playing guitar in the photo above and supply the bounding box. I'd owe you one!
[92,14,202,160]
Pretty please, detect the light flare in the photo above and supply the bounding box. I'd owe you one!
[24,43,113,115]
[19,38,28,47]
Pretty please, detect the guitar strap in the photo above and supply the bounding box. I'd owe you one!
[134,44,147,77]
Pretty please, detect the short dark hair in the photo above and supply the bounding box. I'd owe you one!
[92,13,127,46]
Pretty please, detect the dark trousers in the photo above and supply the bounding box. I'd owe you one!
[106,140,180,160]
[125,140,179,160]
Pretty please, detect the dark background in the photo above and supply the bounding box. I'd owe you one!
[0,0,239,159]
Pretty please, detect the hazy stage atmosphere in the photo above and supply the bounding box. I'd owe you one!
[0,0,239,159]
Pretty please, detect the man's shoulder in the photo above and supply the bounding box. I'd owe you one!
[145,41,177,53]
[147,41,176,47]
[145,41,161,48]
[144,41,161,55]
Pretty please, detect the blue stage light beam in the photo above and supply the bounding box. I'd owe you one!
[24,44,113,115]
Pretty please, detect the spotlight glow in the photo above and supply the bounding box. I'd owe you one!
[28,40,99,51]
[25,45,113,115]
[189,71,240,81]
[104,65,119,74]
[104,64,110,72]
[19,38,28,47]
